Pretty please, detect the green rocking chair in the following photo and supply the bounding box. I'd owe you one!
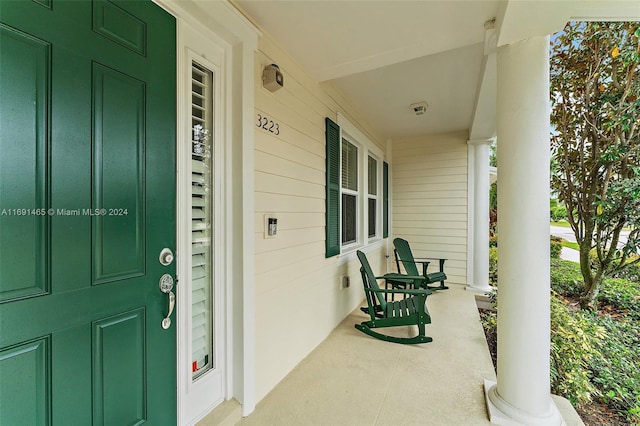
[355,250,433,344]
[392,237,449,291]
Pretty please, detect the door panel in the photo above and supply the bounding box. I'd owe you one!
[91,62,146,283]
[93,308,146,425]
[0,24,50,302]
[0,336,51,426]
[92,0,147,56]
[0,1,176,424]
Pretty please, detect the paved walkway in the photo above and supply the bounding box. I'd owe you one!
[551,225,580,263]
[551,223,632,257]
[560,247,580,263]
[551,225,577,243]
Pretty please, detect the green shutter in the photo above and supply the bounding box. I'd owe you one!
[383,161,389,238]
[325,117,340,257]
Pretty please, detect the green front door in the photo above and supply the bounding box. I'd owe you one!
[0,1,176,424]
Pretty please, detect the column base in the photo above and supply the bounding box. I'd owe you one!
[465,284,494,294]
[484,380,565,426]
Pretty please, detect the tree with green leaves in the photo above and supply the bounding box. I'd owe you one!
[550,22,640,309]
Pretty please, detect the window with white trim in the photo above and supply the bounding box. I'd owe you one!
[341,138,358,245]
[367,155,378,238]
[339,121,382,249]
[325,115,386,257]
[190,61,214,380]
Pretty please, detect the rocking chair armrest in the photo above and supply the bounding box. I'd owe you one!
[414,257,447,273]
[414,257,448,267]
[376,273,424,282]
[398,258,431,267]
[367,287,433,296]
[397,258,435,276]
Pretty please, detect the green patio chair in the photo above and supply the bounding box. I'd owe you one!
[355,250,433,344]
[393,237,449,291]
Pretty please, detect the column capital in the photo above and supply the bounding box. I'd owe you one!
[467,137,495,146]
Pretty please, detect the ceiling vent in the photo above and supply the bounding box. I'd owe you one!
[410,101,429,116]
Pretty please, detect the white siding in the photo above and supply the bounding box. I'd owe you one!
[253,35,387,401]
[392,132,468,285]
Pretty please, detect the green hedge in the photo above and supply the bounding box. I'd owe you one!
[599,277,640,320]
[550,259,584,297]
[550,292,604,405]
[550,205,567,221]
[548,260,640,422]
[610,257,640,283]
[489,246,498,286]
[481,258,640,422]
[549,258,640,319]
[550,237,563,259]
[588,314,640,422]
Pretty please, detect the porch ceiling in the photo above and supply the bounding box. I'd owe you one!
[235,0,498,139]
[233,0,640,140]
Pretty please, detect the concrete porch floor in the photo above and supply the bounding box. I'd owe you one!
[197,287,582,425]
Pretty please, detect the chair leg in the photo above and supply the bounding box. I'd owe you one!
[360,305,384,319]
[426,281,449,291]
[436,280,449,290]
[417,320,426,338]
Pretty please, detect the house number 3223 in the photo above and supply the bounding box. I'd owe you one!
[256,113,280,135]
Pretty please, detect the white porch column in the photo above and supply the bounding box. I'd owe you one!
[485,36,562,425]
[467,138,493,293]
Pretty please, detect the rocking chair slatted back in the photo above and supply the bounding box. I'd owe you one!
[357,250,387,312]
[393,238,449,291]
[394,237,421,276]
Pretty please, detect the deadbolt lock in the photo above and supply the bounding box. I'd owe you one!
[159,248,174,266]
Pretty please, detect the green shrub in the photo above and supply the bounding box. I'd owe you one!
[479,309,497,333]
[550,259,584,297]
[588,314,640,423]
[598,277,640,320]
[551,205,568,221]
[550,292,605,405]
[610,255,640,283]
[489,234,498,247]
[489,247,498,286]
[550,238,563,259]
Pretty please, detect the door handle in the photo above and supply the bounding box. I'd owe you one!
[159,274,175,330]
[162,291,175,330]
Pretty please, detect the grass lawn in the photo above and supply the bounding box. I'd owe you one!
[551,220,571,228]
[561,240,580,251]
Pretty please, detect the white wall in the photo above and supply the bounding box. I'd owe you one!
[253,35,387,401]
[392,132,468,285]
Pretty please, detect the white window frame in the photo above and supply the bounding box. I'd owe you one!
[340,136,359,248]
[367,154,379,239]
[337,113,383,254]
[174,17,229,425]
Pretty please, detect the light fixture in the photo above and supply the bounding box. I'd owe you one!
[262,63,284,92]
[410,101,429,116]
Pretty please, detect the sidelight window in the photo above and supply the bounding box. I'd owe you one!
[190,62,214,380]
